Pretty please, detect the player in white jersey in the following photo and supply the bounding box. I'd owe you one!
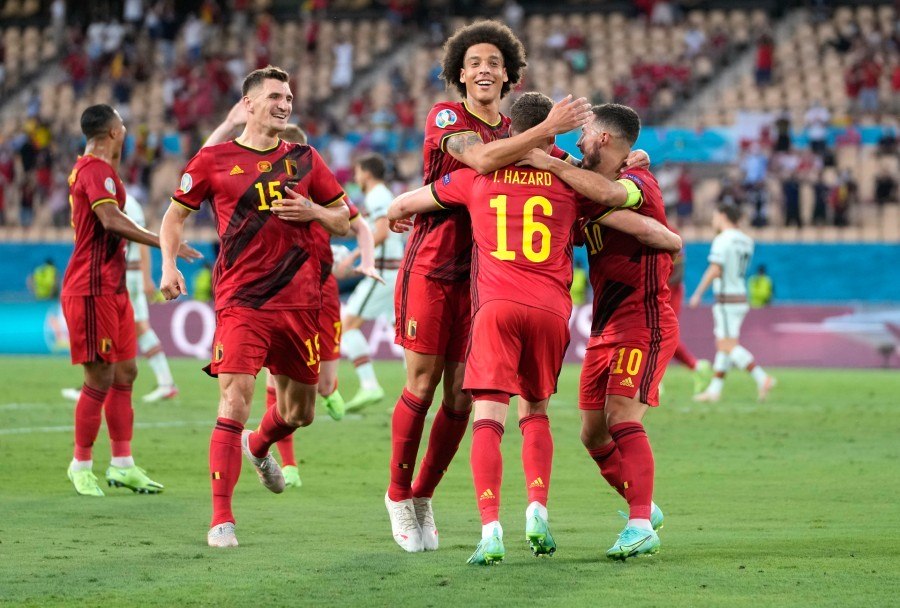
[62,193,178,403]
[341,154,404,411]
[689,204,775,402]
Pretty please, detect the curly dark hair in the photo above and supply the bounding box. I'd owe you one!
[440,20,527,99]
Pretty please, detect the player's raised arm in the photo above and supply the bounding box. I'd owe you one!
[203,101,248,148]
[521,149,640,208]
[347,205,384,284]
[445,95,592,174]
[387,185,445,221]
[93,202,201,260]
[159,202,193,299]
[689,262,722,308]
[597,209,682,252]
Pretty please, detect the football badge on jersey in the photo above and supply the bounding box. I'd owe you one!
[214,342,224,362]
[180,173,193,193]
[435,108,458,129]
[99,337,112,355]
[104,177,116,195]
[284,159,298,177]
[407,318,417,340]
[257,161,272,173]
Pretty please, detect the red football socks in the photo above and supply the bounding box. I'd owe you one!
[609,421,654,520]
[587,440,625,498]
[210,417,243,526]
[519,414,552,506]
[249,403,296,458]
[388,388,431,501]
[104,383,134,458]
[73,384,107,461]
[411,403,470,498]
[673,342,698,369]
[471,419,505,524]
[266,386,296,467]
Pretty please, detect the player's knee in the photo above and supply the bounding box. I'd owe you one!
[442,387,472,411]
[283,406,314,428]
[113,360,138,386]
[406,374,439,402]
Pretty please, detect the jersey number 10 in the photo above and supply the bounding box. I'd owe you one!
[489,194,553,263]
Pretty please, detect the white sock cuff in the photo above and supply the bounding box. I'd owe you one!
[138,329,161,354]
[713,351,731,373]
[729,345,755,369]
[340,328,370,361]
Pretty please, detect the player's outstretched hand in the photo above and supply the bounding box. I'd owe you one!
[621,149,651,171]
[688,293,701,308]
[273,186,319,222]
[177,241,203,262]
[516,148,553,170]
[355,264,385,285]
[160,266,187,300]
[544,95,593,135]
[389,218,414,233]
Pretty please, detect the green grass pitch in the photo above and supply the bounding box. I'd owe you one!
[1,356,898,606]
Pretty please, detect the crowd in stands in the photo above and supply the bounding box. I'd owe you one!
[0,0,896,240]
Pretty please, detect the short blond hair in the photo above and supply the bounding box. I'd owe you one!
[281,124,307,144]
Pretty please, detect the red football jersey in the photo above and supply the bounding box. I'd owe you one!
[61,155,127,296]
[581,167,677,335]
[311,200,359,283]
[172,140,345,311]
[403,101,511,282]
[432,165,599,321]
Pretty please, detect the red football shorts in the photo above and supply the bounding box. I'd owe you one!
[394,270,471,363]
[669,282,684,318]
[318,274,341,362]
[464,300,569,402]
[63,292,137,365]
[206,306,320,385]
[579,325,679,409]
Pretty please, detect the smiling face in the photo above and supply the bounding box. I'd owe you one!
[459,43,508,105]
[245,78,293,135]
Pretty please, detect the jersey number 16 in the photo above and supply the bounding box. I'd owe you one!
[489,194,553,263]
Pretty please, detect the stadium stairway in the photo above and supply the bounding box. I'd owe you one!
[665,8,806,128]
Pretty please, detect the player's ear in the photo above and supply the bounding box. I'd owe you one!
[502,67,508,83]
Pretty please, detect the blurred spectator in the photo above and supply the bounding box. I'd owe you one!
[830,170,857,227]
[856,54,882,114]
[811,171,829,226]
[502,0,524,34]
[684,24,706,59]
[28,259,60,300]
[741,143,769,226]
[773,112,792,153]
[676,166,694,225]
[192,263,213,302]
[331,40,354,92]
[651,0,676,27]
[874,169,897,208]
[804,101,831,156]
[755,33,774,86]
[748,265,773,308]
[782,172,802,228]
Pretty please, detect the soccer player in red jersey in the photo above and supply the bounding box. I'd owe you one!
[62,104,201,497]
[385,19,600,554]
[389,93,681,564]
[202,113,381,489]
[158,66,353,548]
[666,237,712,394]
[523,104,683,560]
